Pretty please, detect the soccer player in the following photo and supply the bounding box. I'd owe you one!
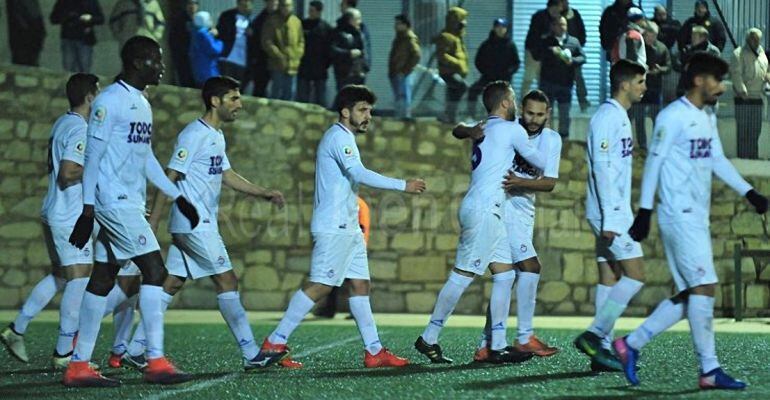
[574,59,647,372]
[134,76,287,371]
[260,85,425,369]
[1,74,140,370]
[63,36,200,387]
[465,90,562,361]
[415,81,545,364]
[614,51,767,390]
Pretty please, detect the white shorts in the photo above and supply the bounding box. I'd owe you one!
[94,208,160,262]
[587,219,644,262]
[93,226,142,275]
[456,206,510,275]
[659,222,718,292]
[504,209,537,264]
[42,223,93,267]
[166,231,232,279]
[309,232,369,287]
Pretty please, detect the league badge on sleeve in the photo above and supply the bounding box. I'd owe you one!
[74,140,86,155]
[343,146,354,157]
[93,106,107,125]
[600,139,609,152]
[175,148,188,161]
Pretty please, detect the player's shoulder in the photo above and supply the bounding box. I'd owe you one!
[322,123,353,145]
[656,99,686,125]
[542,128,563,147]
[54,112,87,138]
[179,119,208,138]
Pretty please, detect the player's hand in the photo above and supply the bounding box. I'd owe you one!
[469,121,485,140]
[266,190,285,209]
[69,206,95,249]
[175,196,199,229]
[405,179,426,194]
[502,170,525,191]
[600,230,619,246]
[746,189,768,214]
[628,208,652,242]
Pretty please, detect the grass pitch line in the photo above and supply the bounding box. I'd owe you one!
[145,336,359,400]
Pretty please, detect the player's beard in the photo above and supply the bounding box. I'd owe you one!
[351,116,370,133]
[519,117,545,135]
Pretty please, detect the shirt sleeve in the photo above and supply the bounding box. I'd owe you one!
[332,132,406,191]
[221,152,232,171]
[711,129,752,195]
[543,134,562,179]
[86,96,115,141]
[510,124,546,170]
[61,124,88,166]
[588,113,626,232]
[167,130,203,175]
[639,112,678,210]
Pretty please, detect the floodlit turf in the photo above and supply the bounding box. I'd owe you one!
[1,312,769,399]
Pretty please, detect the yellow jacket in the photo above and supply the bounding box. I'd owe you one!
[261,13,305,74]
[434,7,468,77]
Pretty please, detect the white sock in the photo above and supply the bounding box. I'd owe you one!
[268,290,316,345]
[421,271,473,345]
[589,277,643,339]
[54,277,89,355]
[127,319,147,357]
[478,305,491,349]
[13,274,66,334]
[626,298,685,350]
[71,292,108,362]
[490,270,515,351]
[348,296,383,355]
[102,286,128,318]
[516,272,540,345]
[111,295,138,355]
[688,294,720,373]
[594,284,612,349]
[218,291,259,360]
[140,285,171,359]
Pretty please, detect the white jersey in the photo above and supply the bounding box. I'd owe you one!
[309,123,364,234]
[87,80,154,212]
[167,119,231,233]
[640,97,751,225]
[586,99,635,233]
[41,112,88,226]
[461,116,543,214]
[506,125,562,219]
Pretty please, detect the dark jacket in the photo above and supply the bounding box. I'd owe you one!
[525,9,556,53]
[678,7,726,52]
[298,17,332,80]
[247,9,273,72]
[475,31,520,81]
[330,20,368,80]
[336,16,372,69]
[644,40,671,92]
[50,0,104,45]
[537,34,585,87]
[169,11,194,87]
[678,39,721,71]
[388,29,421,77]
[7,0,46,53]
[599,1,636,53]
[217,8,252,59]
[652,14,681,49]
[564,7,586,46]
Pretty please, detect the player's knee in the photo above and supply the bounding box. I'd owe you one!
[63,264,92,280]
[212,271,238,293]
[451,268,475,278]
[85,262,119,296]
[349,279,370,296]
[117,275,141,297]
[133,251,168,286]
[671,290,690,304]
[303,282,333,301]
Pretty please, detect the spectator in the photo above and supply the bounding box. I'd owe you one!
[168,0,198,88]
[262,0,304,101]
[297,1,333,107]
[331,8,369,91]
[731,28,770,159]
[562,0,590,111]
[676,25,720,95]
[189,11,223,87]
[468,18,519,119]
[630,21,670,150]
[435,7,469,123]
[537,16,585,139]
[600,0,635,60]
[247,0,279,97]
[652,4,681,51]
[388,14,421,120]
[522,0,563,97]
[340,0,372,75]
[217,0,253,84]
[50,0,104,73]
[109,0,165,49]
[6,0,46,67]
[611,7,647,66]
[678,0,726,53]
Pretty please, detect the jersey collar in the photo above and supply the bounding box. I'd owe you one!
[606,98,625,111]
[66,111,86,121]
[117,80,142,95]
[335,122,354,135]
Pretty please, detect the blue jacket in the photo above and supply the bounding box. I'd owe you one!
[189,27,223,86]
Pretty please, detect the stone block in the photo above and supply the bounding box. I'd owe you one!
[281,272,305,290]
[0,222,41,239]
[245,250,272,264]
[388,283,424,292]
[10,198,40,218]
[732,212,763,236]
[405,292,437,313]
[2,268,27,287]
[286,254,311,272]
[4,141,30,161]
[646,258,672,284]
[370,290,405,312]
[399,256,447,282]
[417,141,436,156]
[548,229,594,250]
[633,285,672,308]
[26,241,49,268]
[391,232,425,251]
[369,258,398,280]
[539,281,570,303]
[242,266,280,291]
[14,75,39,88]
[0,288,20,308]
[434,234,457,251]
[746,284,770,309]
[242,290,287,310]
[552,302,576,314]
[562,252,585,283]
[455,291,482,314]
[573,286,588,302]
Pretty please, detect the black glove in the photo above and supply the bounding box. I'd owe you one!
[69,213,95,249]
[746,189,768,214]
[175,196,199,229]
[628,208,652,242]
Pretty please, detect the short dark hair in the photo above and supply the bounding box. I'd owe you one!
[201,76,241,110]
[66,73,99,108]
[309,0,323,11]
[120,35,160,70]
[345,0,358,7]
[482,81,512,113]
[522,89,551,109]
[395,14,411,28]
[334,85,376,114]
[610,59,647,94]
[683,51,729,90]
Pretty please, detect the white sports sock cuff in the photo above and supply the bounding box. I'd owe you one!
[217,291,240,300]
[492,270,516,282]
[618,276,644,290]
[448,271,474,288]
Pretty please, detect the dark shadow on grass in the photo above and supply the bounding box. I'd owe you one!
[313,361,512,379]
[460,370,599,390]
[548,386,702,399]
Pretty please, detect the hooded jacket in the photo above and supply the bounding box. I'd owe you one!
[678,1,727,52]
[434,7,469,77]
[189,11,223,85]
[475,30,520,81]
[388,29,421,77]
[261,12,305,74]
[599,0,635,53]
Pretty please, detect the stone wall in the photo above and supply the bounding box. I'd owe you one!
[1,65,769,317]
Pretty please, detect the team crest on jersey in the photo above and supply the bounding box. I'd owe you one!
[138,235,147,246]
[175,148,188,161]
[74,140,86,155]
[473,259,481,267]
[217,256,225,265]
[343,146,354,157]
[93,106,106,125]
[599,139,609,152]
[520,244,527,253]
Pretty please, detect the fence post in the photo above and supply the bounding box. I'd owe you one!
[734,243,743,322]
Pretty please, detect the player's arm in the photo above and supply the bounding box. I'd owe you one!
[510,125,546,170]
[588,116,624,236]
[336,135,425,194]
[503,174,557,192]
[57,160,84,188]
[145,153,199,228]
[711,133,768,214]
[147,168,180,231]
[58,127,88,188]
[452,120,485,140]
[223,169,285,208]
